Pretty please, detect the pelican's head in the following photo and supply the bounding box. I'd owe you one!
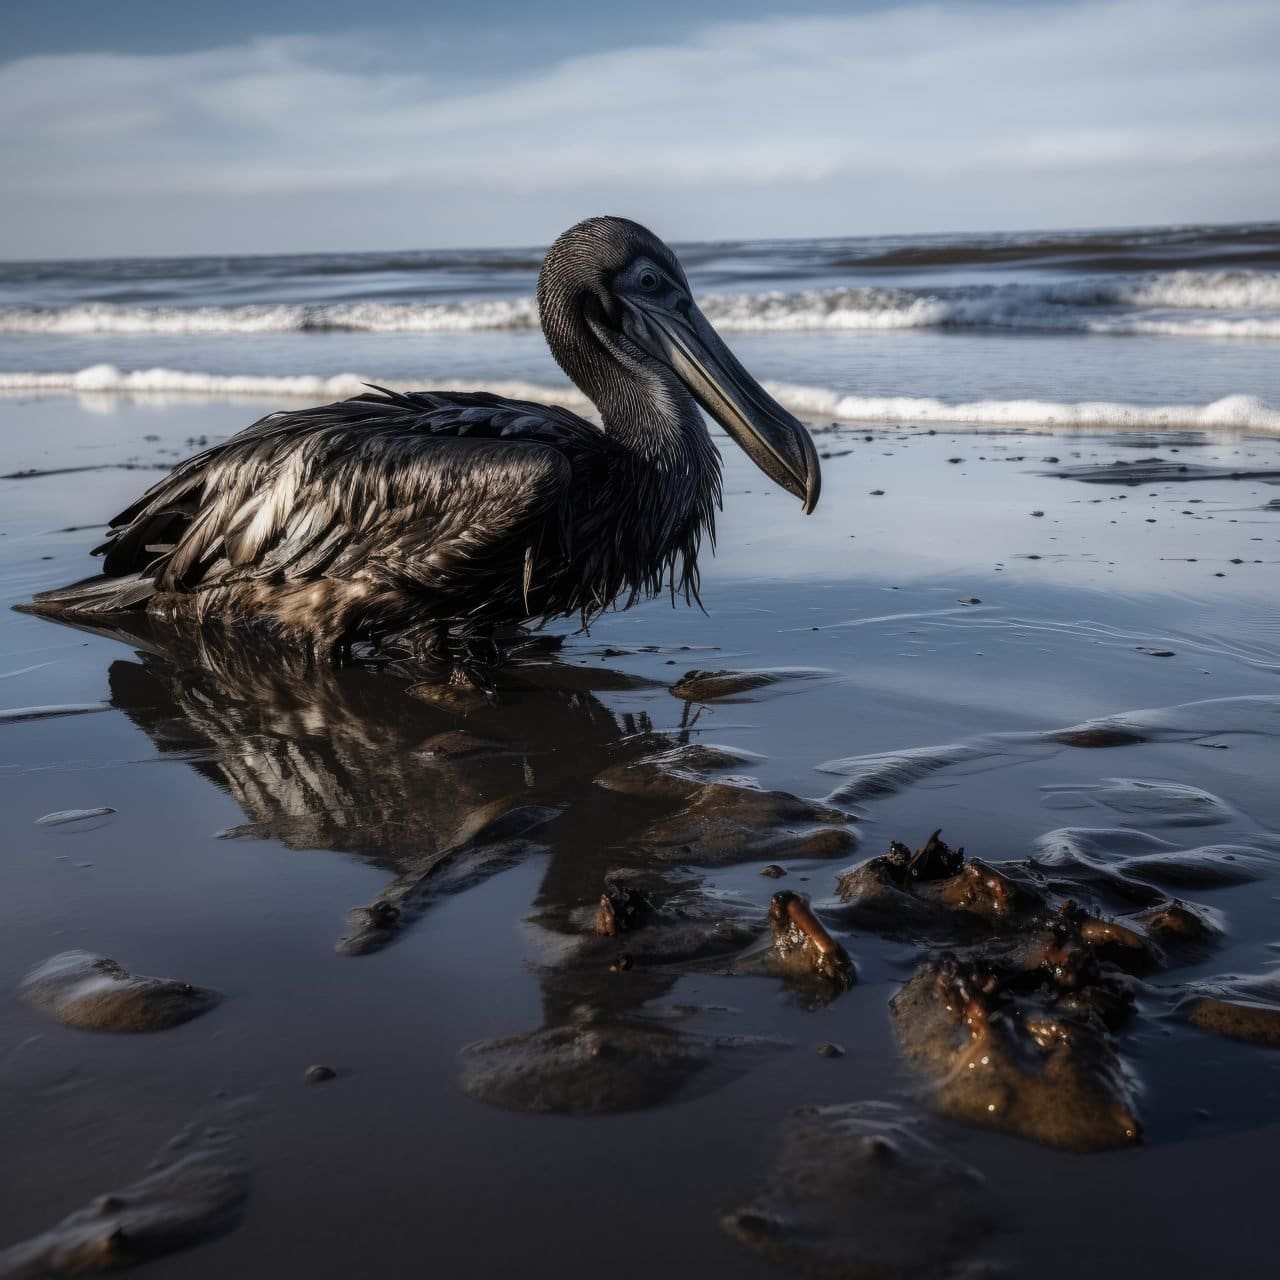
[537,216,821,513]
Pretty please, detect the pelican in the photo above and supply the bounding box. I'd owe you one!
[25,217,821,661]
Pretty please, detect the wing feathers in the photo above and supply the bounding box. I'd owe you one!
[85,391,597,629]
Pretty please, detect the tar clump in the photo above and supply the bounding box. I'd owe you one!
[20,951,220,1033]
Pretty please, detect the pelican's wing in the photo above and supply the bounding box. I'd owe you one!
[41,390,604,618]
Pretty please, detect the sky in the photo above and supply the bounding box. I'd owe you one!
[1,0,1276,259]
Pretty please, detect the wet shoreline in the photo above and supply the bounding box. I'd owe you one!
[2,398,1279,1279]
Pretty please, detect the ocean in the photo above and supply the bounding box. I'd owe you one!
[2,221,1280,430]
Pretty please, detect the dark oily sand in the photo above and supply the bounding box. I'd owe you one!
[528,873,760,970]
[457,1019,785,1114]
[1041,457,1280,484]
[1127,899,1224,952]
[532,870,854,1020]
[890,957,1141,1152]
[594,741,763,800]
[0,1117,247,1277]
[405,678,496,715]
[530,743,857,994]
[834,831,1051,936]
[1177,966,1280,1046]
[633,781,855,867]
[724,891,857,996]
[1049,726,1146,748]
[832,831,1240,1148]
[0,463,169,481]
[19,952,220,1032]
[669,667,826,701]
[763,891,855,988]
[830,832,1160,1149]
[722,1101,1008,1279]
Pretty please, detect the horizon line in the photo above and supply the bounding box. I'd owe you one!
[3,217,1277,269]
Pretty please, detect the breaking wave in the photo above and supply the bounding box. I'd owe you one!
[766,386,1280,432]
[3,365,1277,433]
[0,299,541,336]
[0,366,595,412]
[2,271,1278,337]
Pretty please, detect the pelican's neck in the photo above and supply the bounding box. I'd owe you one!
[587,360,722,570]
[552,331,723,604]
[546,311,721,527]
[581,331,712,469]
[601,373,702,462]
[601,373,720,516]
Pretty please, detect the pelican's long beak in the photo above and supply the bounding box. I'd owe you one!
[625,299,821,513]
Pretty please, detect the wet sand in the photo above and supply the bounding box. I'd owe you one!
[2,395,1279,1279]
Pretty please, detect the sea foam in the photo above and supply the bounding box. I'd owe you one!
[2,365,1277,433]
[2,271,1277,337]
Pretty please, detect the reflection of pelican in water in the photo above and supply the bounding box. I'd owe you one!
[26,218,820,660]
[102,623,858,1113]
[102,620,852,949]
[101,620,670,950]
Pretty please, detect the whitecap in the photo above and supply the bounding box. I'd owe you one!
[3,366,1277,434]
[3,270,1278,338]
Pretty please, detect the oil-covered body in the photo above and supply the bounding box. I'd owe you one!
[25,218,819,655]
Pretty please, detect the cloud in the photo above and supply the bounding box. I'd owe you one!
[1,0,1277,254]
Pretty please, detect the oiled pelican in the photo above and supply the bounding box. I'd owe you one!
[26,218,821,659]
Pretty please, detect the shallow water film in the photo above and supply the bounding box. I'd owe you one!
[2,396,1279,1280]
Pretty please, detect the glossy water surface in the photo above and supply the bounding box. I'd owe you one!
[2,396,1278,1277]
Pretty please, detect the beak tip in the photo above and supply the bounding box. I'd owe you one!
[801,466,821,515]
[798,422,821,515]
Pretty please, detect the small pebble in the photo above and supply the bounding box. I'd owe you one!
[817,1043,845,1058]
[305,1065,336,1084]
[761,864,787,878]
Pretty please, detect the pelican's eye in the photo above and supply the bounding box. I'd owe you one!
[638,270,660,291]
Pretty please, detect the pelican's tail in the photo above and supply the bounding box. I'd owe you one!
[16,572,157,617]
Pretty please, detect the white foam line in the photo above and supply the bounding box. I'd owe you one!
[1,366,1277,434]
[0,298,541,336]
[0,365,594,414]
[767,384,1280,433]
